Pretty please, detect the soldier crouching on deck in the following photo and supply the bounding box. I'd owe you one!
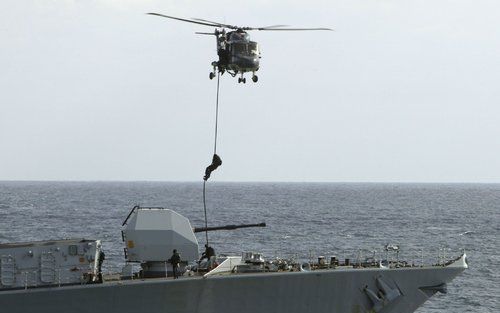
[199,244,216,269]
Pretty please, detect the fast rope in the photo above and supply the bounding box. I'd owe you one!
[202,71,222,246]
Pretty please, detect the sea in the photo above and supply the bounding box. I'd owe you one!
[0,181,498,312]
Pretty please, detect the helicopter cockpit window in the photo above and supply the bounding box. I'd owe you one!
[232,42,259,56]
[248,42,259,56]
[232,43,248,56]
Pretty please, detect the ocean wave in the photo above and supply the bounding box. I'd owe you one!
[459,231,475,236]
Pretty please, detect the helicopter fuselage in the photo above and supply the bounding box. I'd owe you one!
[212,29,260,83]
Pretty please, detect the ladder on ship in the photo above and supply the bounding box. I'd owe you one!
[0,255,16,286]
[40,252,56,284]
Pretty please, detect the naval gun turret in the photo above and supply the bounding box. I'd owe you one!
[194,222,266,233]
[121,206,265,278]
[121,206,198,278]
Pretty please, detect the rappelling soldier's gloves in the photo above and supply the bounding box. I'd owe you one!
[203,154,222,181]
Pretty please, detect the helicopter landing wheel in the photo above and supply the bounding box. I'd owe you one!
[252,75,258,83]
[238,78,241,83]
[242,78,246,84]
[209,72,215,80]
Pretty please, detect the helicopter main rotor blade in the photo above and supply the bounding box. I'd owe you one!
[254,25,290,29]
[192,18,238,29]
[190,20,326,32]
[147,13,223,28]
[147,13,333,32]
[254,27,334,31]
[195,32,217,36]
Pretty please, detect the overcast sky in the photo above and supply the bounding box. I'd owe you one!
[1,0,499,182]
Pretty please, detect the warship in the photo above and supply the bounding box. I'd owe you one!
[0,205,467,313]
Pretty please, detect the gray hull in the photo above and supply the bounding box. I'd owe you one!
[1,264,465,313]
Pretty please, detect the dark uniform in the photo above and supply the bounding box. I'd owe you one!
[97,251,105,283]
[199,244,216,269]
[169,249,181,279]
[203,154,222,181]
[200,244,215,261]
[205,245,215,259]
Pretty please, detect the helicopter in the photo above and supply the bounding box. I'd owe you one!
[147,13,332,83]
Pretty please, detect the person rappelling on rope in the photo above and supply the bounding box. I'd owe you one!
[203,154,222,181]
[201,72,222,258]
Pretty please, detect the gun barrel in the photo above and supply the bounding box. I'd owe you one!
[194,222,266,233]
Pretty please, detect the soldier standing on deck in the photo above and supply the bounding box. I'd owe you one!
[97,251,105,283]
[169,249,181,279]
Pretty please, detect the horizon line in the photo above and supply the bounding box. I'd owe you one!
[1,180,499,184]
